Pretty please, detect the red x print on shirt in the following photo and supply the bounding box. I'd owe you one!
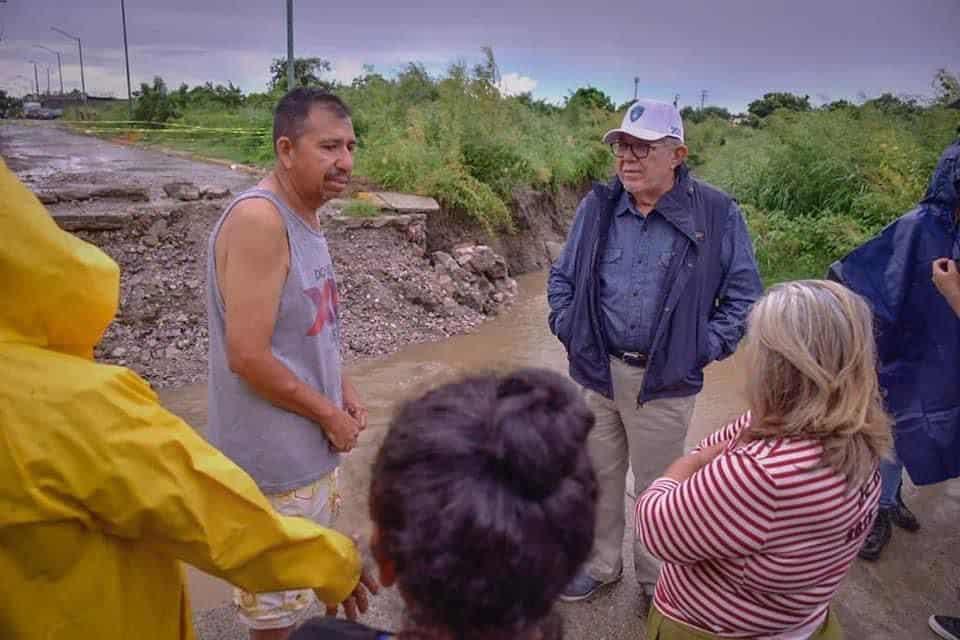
[304,279,339,337]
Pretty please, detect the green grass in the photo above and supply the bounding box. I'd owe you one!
[687,107,960,282]
[64,75,960,285]
[341,200,381,218]
[64,69,617,233]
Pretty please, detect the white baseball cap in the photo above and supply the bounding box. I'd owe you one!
[602,99,684,144]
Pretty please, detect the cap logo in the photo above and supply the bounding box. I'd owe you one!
[629,105,645,122]
[670,126,681,136]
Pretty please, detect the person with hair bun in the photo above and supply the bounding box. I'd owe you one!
[636,280,893,640]
[292,368,598,640]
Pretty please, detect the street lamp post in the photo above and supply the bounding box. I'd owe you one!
[15,74,32,98]
[51,26,86,101]
[286,0,294,91]
[28,61,39,97]
[120,0,132,118]
[34,45,64,94]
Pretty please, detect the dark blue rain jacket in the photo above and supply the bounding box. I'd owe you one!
[829,139,960,485]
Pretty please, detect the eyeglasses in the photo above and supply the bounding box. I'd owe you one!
[610,141,663,160]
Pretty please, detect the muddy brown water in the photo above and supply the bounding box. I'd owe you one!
[162,273,959,640]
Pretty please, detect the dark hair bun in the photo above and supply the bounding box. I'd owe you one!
[491,369,594,500]
[370,368,597,637]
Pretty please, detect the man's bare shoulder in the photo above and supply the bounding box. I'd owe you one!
[218,194,291,258]
[223,195,286,237]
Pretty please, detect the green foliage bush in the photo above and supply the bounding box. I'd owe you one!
[133,76,180,124]
[71,60,960,284]
[694,105,960,281]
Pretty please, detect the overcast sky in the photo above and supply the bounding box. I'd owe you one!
[0,0,957,112]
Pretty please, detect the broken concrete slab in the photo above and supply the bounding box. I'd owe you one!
[52,213,127,231]
[200,185,232,200]
[163,181,201,201]
[55,188,94,202]
[92,186,150,202]
[34,185,150,204]
[355,191,440,213]
[327,213,427,231]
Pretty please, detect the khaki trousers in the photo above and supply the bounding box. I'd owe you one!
[584,357,696,586]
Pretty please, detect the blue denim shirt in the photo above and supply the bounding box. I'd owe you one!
[600,190,678,353]
[549,171,762,398]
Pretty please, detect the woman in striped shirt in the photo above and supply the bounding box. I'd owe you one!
[636,280,893,639]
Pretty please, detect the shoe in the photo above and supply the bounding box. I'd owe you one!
[929,615,960,640]
[559,568,623,602]
[635,583,655,619]
[891,487,920,532]
[858,508,892,561]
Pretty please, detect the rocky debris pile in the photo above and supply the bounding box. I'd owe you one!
[75,204,517,389]
[327,213,428,257]
[74,203,214,388]
[431,245,518,314]
[325,214,516,359]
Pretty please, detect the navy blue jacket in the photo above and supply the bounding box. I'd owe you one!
[829,139,960,486]
[547,166,762,404]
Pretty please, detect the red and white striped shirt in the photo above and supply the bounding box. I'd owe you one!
[636,412,880,638]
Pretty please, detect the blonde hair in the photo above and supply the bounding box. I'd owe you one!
[742,280,892,488]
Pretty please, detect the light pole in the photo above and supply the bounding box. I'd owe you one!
[34,45,64,94]
[51,26,86,101]
[120,0,132,118]
[27,61,39,97]
[286,0,295,91]
[15,74,32,98]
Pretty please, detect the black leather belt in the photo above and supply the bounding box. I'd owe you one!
[610,350,649,368]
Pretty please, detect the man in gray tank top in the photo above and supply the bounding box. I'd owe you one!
[206,88,372,639]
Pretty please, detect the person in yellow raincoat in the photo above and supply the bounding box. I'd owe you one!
[0,161,375,639]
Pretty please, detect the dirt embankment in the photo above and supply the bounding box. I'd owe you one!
[72,183,587,389]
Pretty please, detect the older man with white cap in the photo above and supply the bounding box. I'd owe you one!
[547,99,762,614]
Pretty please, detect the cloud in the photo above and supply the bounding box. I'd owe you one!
[497,72,537,96]
[329,58,367,85]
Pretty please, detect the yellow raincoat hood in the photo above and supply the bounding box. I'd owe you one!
[0,162,360,639]
[0,160,118,358]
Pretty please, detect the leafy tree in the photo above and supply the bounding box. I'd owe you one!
[395,62,438,103]
[473,46,501,86]
[681,105,732,123]
[564,87,615,113]
[0,90,22,119]
[864,92,922,116]
[269,57,333,91]
[747,92,812,118]
[933,68,960,106]
[514,92,561,115]
[133,76,179,123]
[825,99,854,111]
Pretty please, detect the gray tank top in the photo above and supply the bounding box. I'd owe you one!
[206,188,342,493]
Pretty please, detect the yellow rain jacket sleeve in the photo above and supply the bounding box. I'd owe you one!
[0,161,360,640]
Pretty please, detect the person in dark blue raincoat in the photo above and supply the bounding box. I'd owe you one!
[828,137,960,562]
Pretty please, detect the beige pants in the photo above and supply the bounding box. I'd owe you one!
[584,357,696,586]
